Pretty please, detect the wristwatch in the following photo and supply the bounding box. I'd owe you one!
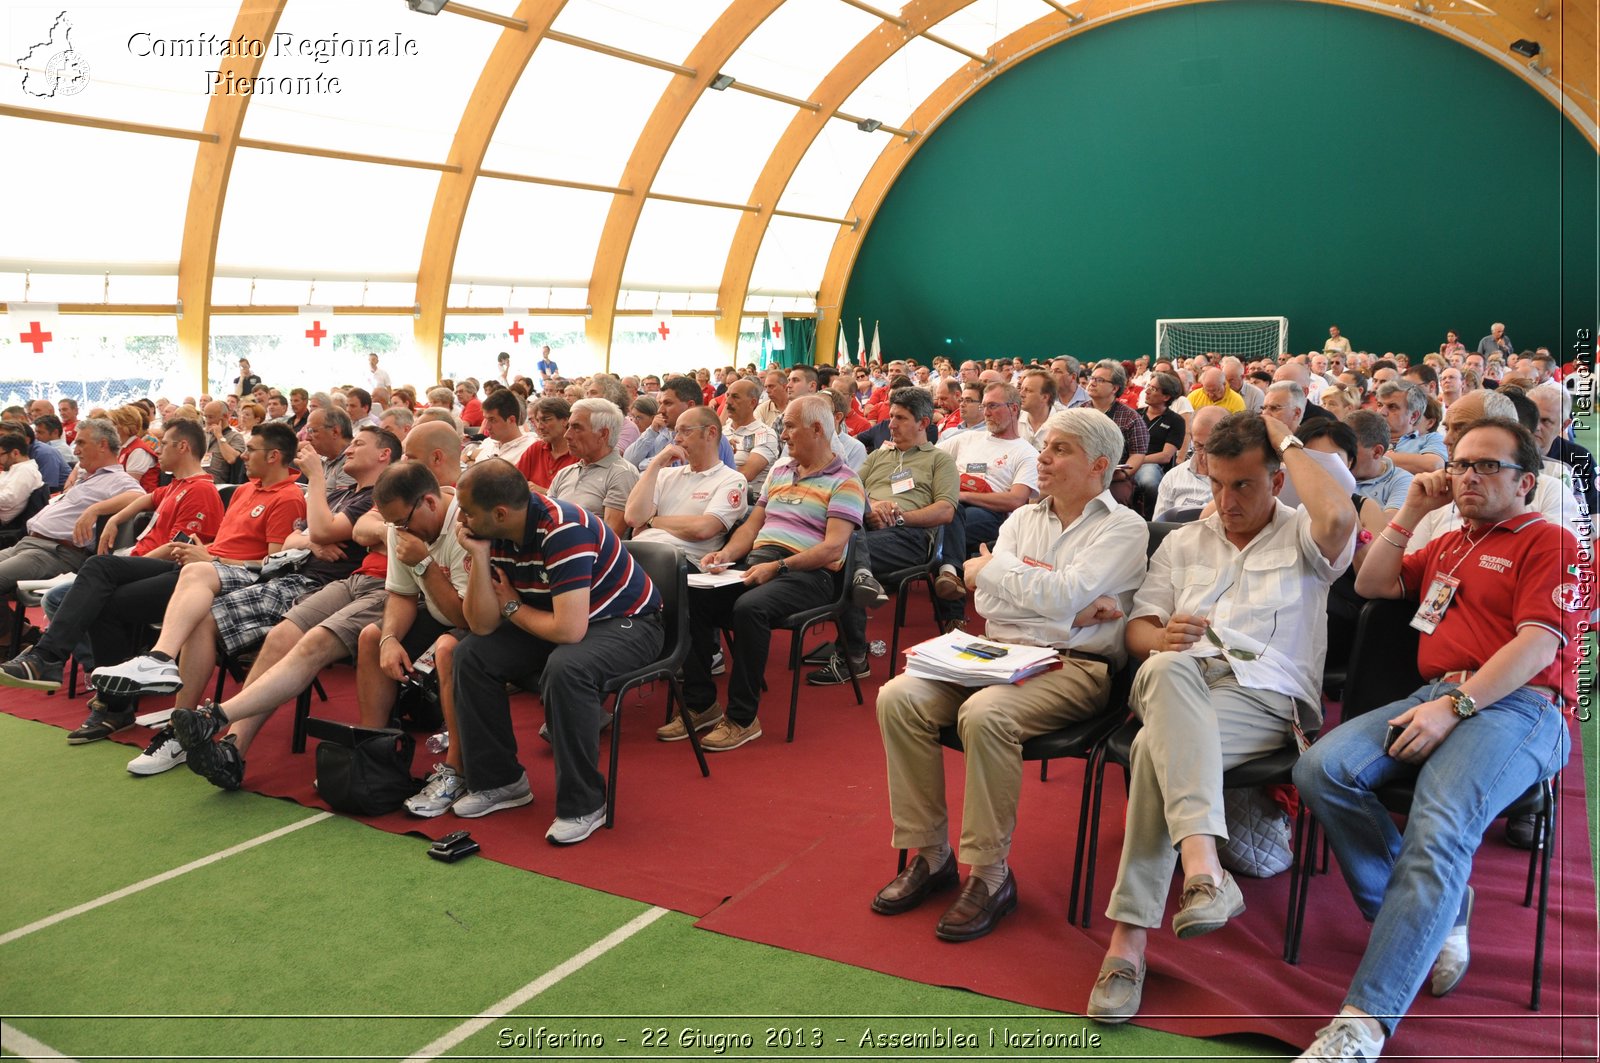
[411,555,434,578]
[776,559,790,576]
[1443,688,1477,718]
[1276,433,1304,456]
[501,598,521,619]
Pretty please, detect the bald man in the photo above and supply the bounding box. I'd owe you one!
[201,400,248,483]
[1187,369,1244,414]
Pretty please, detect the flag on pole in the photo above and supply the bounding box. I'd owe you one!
[7,302,59,357]
[297,306,335,354]
[767,312,785,352]
[759,317,771,371]
[836,317,850,368]
[869,320,881,365]
[857,319,866,368]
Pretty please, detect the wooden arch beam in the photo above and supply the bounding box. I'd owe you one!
[812,0,1599,362]
[413,0,569,381]
[584,0,786,370]
[175,0,287,392]
[712,0,975,360]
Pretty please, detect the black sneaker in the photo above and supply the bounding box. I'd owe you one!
[171,700,228,753]
[806,653,870,686]
[851,571,888,610]
[66,698,136,744]
[1505,812,1540,850]
[0,652,63,692]
[802,640,840,665]
[187,733,245,791]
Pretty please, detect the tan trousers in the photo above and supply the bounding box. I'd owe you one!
[1104,651,1296,928]
[877,658,1110,867]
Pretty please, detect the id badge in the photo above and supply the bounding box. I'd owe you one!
[965,462,988,475]
[889,469,915,495]
[1409,573,1460,634]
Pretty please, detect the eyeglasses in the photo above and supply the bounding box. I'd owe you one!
[981,402,1016,413]
[1204,624,1260,661]
[1444,459,1527,476]
[673,424,711,438]
[387,498,421,532]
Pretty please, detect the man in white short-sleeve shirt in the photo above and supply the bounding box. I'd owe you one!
[627,406,749,557]
[935,381,1039,567]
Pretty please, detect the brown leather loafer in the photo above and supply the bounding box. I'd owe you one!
[934,869,1017,941]
[871,852,959,915]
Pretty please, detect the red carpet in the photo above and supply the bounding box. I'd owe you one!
[6,599,1596,1061]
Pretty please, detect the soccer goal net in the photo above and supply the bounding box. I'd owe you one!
[1155,317,1289,364]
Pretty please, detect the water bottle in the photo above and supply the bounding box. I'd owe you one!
[869,639,887,657]
[425,731,450,754]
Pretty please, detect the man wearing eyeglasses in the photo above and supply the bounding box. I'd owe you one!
[626,406,748,559]
[1291,416,1580,1063]
[1087,412,1354,1025]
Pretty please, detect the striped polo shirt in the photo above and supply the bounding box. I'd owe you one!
[490,494,659,621]
[754,454,866,556]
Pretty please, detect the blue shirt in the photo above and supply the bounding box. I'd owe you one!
[1354,457,1412,511]
[1392,430,1447,461]
[30,441,69,491]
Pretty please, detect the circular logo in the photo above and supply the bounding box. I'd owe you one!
[45,50,90,95]
[727,488,742,507]
[1553,582,1586,613]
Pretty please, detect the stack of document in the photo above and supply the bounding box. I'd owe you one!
[904,632,1060,686]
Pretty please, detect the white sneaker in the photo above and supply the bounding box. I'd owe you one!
[1298,1015,1385,1061]
[127,726,187,776]
[452,772,533,818]
[405,764,466,818]
[546,806,606,845]
[91,655,182,697]
[1429,885,1473,996]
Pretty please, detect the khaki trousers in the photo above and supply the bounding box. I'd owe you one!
[1104,651,1295,928]
[877,658,1110,867]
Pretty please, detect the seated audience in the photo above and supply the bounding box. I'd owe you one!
[467,388,533,467]
[659,395,864,753]
[1187,368,1245,413]
[515,396,578,492]
[1085,360,1149,505]
[1347,410,1412,515]
[873,410,1147,940]
[1528,382,1595,517]
[31,415,75,470]
[110,405,160,492]
[1015,370,1057,449]
[625,376,737,471]
[826,388,868,472]
[1151,406,1226,521]
[1293,416,1579,1063]
[378,405,414,440]
[448,459,663,844]
[1087,413,1353,1025]
[1133,372,1186,511]
[0,432,44,525]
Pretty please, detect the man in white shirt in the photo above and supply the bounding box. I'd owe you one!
[468,389,535,468]
[826,389,867,472]
[627,405,748,559]
[873,410,1148,941]
[753,369,788,428]
[365,352,392,393]
[0,431,44,524]
[1015,370,1056,450]
[722,379,780,496]
[1087,412,1355,1025]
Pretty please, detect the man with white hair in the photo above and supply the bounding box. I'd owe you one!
[1152,407,1226,521]
[1528,382,1595,517]
[659,395,864,753]
[549,398,638,539]
[872,409,1148,942]
[1377,382,1446,474]
[1476,322,1514,360]
[1262,381,1357,507]
[1220,357,1264,414]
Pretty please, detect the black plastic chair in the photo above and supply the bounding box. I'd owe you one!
[602,541,708,826]
[0,483,51,548]
[773,537,863,741]
[1327,598,1558,1009]
[882,530,940,679]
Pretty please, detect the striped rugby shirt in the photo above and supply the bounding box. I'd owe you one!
[489,494,660,621]
[754,454,866,555]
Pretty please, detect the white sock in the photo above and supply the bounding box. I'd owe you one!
[971,860,1008,892]
[915,842,951,869]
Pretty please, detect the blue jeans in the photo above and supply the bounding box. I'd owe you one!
[1293,681,1570,1033]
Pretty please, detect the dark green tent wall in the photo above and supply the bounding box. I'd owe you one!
[841,1,1598,363]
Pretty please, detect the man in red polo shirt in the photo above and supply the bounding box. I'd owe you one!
[1292,416,1581,1063]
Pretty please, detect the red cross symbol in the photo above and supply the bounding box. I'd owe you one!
[305,320,328,346]
[657,321,671,341]
[19,321,52,354]
[771,319,782,341]
[508,320,525,343]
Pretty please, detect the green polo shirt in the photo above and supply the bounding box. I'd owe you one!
[859,441,958,512]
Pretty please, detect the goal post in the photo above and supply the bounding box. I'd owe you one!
[1155,316,1289,364]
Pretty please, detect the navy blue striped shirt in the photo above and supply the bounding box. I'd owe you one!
[489,495,659,621]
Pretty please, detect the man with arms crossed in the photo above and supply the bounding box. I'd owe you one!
[1087,412,1354,1023]
[1291,417,1578,1062]
[873,410,1147,940]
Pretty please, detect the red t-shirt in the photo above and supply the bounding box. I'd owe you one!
[132,474,224,557]
[1400,513,1586,705]
[516,439,579,489]
[460,398,483,427]
[207,477,308,562]
[356,550,388,579]
[61,418,78,444]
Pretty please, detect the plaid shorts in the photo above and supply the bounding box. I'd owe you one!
[210,571,320,655]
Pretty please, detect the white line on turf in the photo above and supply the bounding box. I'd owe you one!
[0,1020,81,1062]
[0,812,333,947]
[401,905,671,1062]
